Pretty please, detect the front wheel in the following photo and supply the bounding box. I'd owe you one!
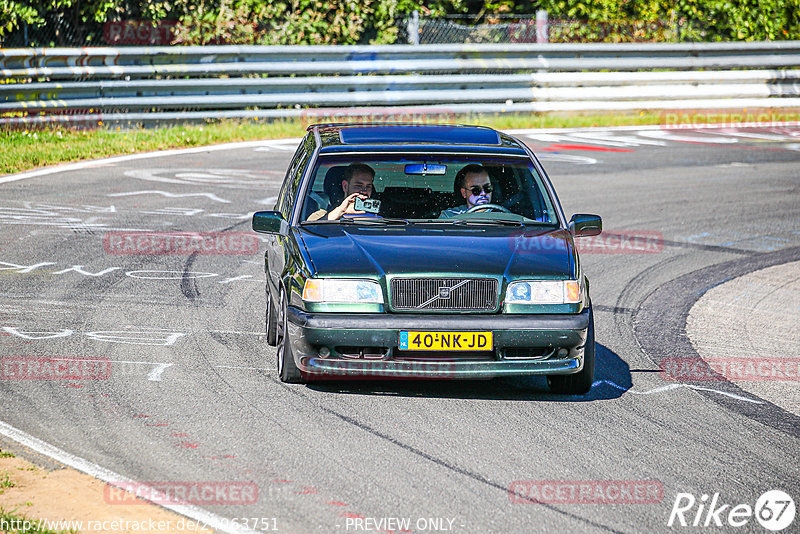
[547,308,595,394]
[276,288,305,384]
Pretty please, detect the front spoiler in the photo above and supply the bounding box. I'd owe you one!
[304,355,582,378]
[286,307,590,379]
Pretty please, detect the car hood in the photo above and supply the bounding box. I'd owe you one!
[297,225,576,280]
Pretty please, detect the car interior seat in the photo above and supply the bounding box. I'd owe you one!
[323,166,348,207]
[380,187,438,218]
[301,165,347,220]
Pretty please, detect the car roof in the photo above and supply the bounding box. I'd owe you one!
[307,123,529,156]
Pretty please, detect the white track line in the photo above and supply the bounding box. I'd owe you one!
[146,362,173,381]
[594,379,765,404]
[506,121,800,135]
[0,420,259,534]
[108,190,232,203]
[3,120,799,186]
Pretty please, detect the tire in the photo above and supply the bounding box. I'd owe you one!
[276,288,305,384]
[266,289,278,347]
[547,308,595,395]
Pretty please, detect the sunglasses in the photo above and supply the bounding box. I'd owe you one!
[466,184,493,195]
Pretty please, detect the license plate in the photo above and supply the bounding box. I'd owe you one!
[398,331,493,351]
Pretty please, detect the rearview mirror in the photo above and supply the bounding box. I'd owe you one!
[405,163,447,175]
[569,214,602,237]
[252,211,289,235]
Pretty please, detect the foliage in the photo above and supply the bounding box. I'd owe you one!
[0,1,44,39]
[171,0,465,45]
[0,0,181,45]
[1,0,798,46]
[511,0,800,42]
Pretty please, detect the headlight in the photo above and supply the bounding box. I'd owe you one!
[302,278,383,304]
[506,280,581,304]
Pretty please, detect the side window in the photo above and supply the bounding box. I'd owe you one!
[275,179,290,216]
[277,136,310,220]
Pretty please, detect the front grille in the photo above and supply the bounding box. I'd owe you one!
[390,278,498,311]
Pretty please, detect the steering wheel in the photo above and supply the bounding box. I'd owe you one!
[466,203,511,214]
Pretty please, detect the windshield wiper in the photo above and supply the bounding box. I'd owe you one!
[346,216,409,225]
[303,217,409,226]
[419,218,524,226]
[457,219,525,226]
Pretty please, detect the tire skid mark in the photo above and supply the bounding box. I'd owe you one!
[187,335,382,529]
[287,394,625,534]
[181,251,201,302]
[178,320,368,525]
[634,245,800,438]
[614,254,683,359]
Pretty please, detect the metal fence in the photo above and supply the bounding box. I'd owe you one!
[1,42,799,127]
[400,14,709,44]
[1,12,727,48]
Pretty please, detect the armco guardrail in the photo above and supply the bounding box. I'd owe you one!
[1,42,799,126]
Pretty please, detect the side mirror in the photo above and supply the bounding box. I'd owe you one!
[252,211,289,235]
[569,214,602,237]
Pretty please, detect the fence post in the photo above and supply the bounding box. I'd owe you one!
[536,10,549,43]
[408,10,420,45]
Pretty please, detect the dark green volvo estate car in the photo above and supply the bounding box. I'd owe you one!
[252,123,602,394]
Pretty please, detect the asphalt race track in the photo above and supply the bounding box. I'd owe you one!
[1,124,799,533]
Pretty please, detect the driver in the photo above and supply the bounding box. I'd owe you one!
[439,164,494,218]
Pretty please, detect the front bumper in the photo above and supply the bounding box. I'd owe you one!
[286,307,591,379]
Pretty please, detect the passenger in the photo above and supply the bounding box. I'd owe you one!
[439,164,494,218]
[308,163,376,221]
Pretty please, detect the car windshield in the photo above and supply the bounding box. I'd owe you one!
[300,155,558,225]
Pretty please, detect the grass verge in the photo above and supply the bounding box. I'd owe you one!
[1,108,797,175]
[0,474,15,489]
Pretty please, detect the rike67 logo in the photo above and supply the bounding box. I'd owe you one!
[668,490,795,531]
